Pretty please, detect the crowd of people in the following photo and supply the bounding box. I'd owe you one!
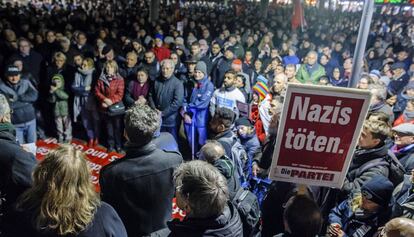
[1,0,414,236]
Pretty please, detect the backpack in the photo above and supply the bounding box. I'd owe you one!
[356,150,406,187]
[232,188,261,237]
[218,135,248,183]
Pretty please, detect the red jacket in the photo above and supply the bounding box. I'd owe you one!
[393,114,414,127]
[152,46,171,62]
[95,74,125,110]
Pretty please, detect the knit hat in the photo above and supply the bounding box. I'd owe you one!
[235,117,253,127]
[369,70,381,79]
[232,59,242,65]
[361,175,394,207]
[164,36,174,45]
[5,65,20,77]
[102,45,113,55]
[0,94,11,117]
[195,61,207,76]
[155,33,164,41]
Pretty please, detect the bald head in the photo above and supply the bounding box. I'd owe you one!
[199,140,225,163]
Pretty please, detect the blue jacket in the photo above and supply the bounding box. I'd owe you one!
[239,131,261,162]
[329,200,388,237]
[393,89,414,117]
[183,76,214,128]
[388,73,410,96]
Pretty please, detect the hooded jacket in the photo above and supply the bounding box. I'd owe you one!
[48,75,69,117]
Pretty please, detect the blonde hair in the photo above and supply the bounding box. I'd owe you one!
[17,145,100,235]
[82,58,95,70]
[104,59,118,73]
[363,119,391,141]
[53,51,67,62]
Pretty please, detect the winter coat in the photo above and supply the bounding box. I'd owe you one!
[0,123,36,224]
[151,202,243,237]
[0,79,38,124]
[152,46,171,62]
[391,143,414,172]
[48,76,69,117]
[4,202,127,237]
[72,68,97,121]
[392,175,414,219]
[239,131,261,162]
[329,199,389,237]
[12,51,43,82]
[341,144,390,197]
[393,89,414,119]
[94,73,125,111]
[141,60,160,81]
[213,157,240,200]
[119,64,140,83]
[296,63,326,84]
[124,80,150,107]
[183,76,214,128]
[100,142,182,237]
[388,73,410,96]
[148,75,184,127]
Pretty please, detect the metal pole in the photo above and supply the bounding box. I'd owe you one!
[348,0,375,88]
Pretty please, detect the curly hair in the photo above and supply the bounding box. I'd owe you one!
[124,104,160,145]
[17,145,100,235]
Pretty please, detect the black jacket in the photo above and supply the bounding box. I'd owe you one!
[0,123,36,225]
[4,202,127,237]
[12,51,43,82]
[342,143,390,197]
[99,142,183,237]
[0,79,38,124]
[152,203,243,237]
[148,75,184,127]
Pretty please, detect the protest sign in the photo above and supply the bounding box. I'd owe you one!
[268,84,371,188]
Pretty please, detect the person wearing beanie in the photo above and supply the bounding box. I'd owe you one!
[392,168,414,219]
[181,61,214,154]
[211,46,234,88]
[48,73,72,143]
[0,65,38,145]
[152,33,171,62]
[328,175,394,237]
[235,117,261,175]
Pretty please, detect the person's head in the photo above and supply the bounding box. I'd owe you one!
[125,52,138,68]
[76,32,87,46]
[17,145,100,235]
[235,74,246,88]
[360,175,394,213]
[174,160,229,218]
[272,73,288,95]
[306,51,318,66]
[160,59,175,79]
[392,123,414,148]
[124,104,160,146]
[370,84,387,105]
[231,59,243,72]
[318,76,329,86]
[136,69,149,84]
[224,47,235,60]
[199,140,226,163]
[254,59,263,72]
[405,82,414,97]
[194,61,207,81]
[285,64,296,80]
[397,50,409,62]
[53,52,67,69]
[5,65,21,84]
[244,50,253,62]
[283,195,322,237]
[343,57,353,71]
[73,52,84,68]
[144,51,156,64]
[81,58,94,71]
[320,54,329,66]
[367,111,390,125]
[223,70,237,88]
[358,119,390,149]
[357,75,373,90]
[332,67,341,80]
[381,218,414,237]
[170,52,180,65]
[235,117,254,138]
[46,30,56,43]
[191,42,201,56]
[154,34,164,48]
[209,107,235,135]
[12,58,23,72]
[392,62,406,78]
[18,38,31,56]
[59,37,71,51]
[0,94,11,123]
[211,42,221,55]
[104,60,118,76]
[102,45,114,61]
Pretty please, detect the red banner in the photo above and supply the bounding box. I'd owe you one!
[36,138,186,220]
[268,84,371,188]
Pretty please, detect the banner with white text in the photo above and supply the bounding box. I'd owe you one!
[268,84,371,188]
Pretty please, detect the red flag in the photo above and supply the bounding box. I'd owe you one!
[291,0,304,30]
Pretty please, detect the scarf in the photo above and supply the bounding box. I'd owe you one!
[0,122,15,136]
[131,81,149,100]
[73,68,94,122]
[403,110,414,121]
